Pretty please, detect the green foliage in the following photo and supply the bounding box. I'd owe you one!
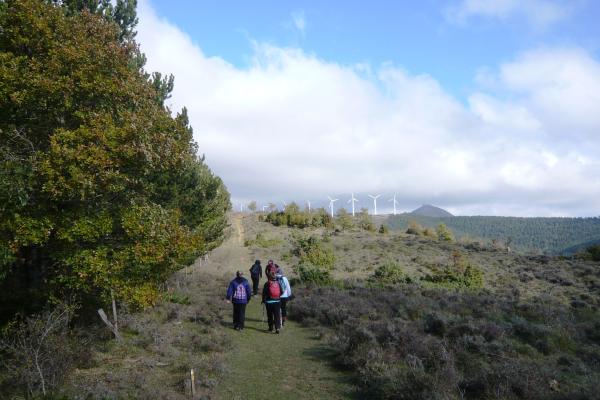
[357,208,375,231]
[336,208,354,230]
[247,200,257,212]
[297,264,333,286]
[585,244,600,261]
[422,252,484,289]
[293,236,335,270]
[378,224,389,234]
[369,261,412,285]
[265,205,332,229]
[0,0,229,316]
[436,223,453,242]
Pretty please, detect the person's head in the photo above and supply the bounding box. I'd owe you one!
[268,271,276,280]
[236,270,243,278]
[267,259,273,266]
[255,259,261,265]
[275,273,283,279]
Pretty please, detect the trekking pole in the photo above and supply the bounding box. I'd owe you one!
[262,303,265,324]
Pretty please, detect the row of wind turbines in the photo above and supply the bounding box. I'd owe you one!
[326,193,400,218]
[240,193,401,218]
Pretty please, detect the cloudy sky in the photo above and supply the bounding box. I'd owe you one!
[136,0,600,217]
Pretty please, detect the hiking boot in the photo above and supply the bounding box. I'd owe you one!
[275,329,280,334]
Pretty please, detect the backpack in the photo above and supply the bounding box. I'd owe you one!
[233,282,247,301]
[277,276,288,295]
[267,280,281,299]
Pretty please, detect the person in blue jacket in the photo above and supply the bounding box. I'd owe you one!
[226,271,252,330]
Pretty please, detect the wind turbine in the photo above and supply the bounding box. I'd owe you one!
[262,205,268,212]
[368,194,381,215]
[347,193,359,217]
[240,203,244,213]
[388,193,399,215]
[327,196,339,218]
[306,200,311,212]
[282,201,287,210]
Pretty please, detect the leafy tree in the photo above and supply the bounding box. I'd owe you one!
[336,208,354,230]
[357,208,375,232]
[247,200,257,212]
[0,0,229,318]
[437,223,454,242]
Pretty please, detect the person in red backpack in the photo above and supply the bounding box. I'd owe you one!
[265,259,283,276]
[226,271,252,330]
[261,270,283,334]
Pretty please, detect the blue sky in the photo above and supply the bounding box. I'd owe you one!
[148,0,600,98]
[137,0,600,217]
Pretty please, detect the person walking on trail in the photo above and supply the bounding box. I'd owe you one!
[226,271,252,331]
[262,271,283,334]
[265,259,283,276]
[249,260,262,295]
[276,273,292,327]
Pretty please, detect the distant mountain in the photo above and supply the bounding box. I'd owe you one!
[410,204,454,218]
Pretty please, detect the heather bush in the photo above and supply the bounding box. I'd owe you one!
[289,284,600,399]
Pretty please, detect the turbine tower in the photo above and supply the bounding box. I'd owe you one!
[388,193,399,215]
[327,196,339,218]
[262,205,268,212]
[306,200,311,212]
[368,194,381,215]
[347,193,359,217]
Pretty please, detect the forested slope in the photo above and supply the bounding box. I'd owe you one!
[387,214,600,254]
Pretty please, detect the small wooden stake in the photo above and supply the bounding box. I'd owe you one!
[190,369,196,398]
[111,289,118,333]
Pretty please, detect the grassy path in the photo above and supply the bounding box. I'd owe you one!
[203,214,358,399]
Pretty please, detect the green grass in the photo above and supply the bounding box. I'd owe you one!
[215,298,358,400]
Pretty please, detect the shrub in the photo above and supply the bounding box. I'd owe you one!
[586,244,600,261]
[369,262,412,285]
[423,264,484,289]
[0,304,90,398]
[406,220,424,235]
[297,264,334,286]
[436,223,454,242]
[294,236,335,270]
[378,224,389,234]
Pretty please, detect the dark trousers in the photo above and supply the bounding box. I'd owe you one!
[251,275,260,295]
[233,303,246,329]
[280,298,288,320]
[266,301,281,331]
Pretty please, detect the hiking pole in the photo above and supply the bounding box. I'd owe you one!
[262,303,265,324]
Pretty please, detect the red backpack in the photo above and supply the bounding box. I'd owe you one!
[267,280,281,299]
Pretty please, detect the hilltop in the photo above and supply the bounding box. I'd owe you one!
[409,204,454,217]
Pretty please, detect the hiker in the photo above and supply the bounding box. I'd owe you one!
[265,259,283,276]
[249,259,262,295]
[262,271,283,334]
[226,271,252,331]
[276,273,292,327]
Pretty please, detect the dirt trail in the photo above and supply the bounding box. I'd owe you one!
[196,214,357,399]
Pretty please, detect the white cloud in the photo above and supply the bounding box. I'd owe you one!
[137,1,600,217]
[447,0,570,30]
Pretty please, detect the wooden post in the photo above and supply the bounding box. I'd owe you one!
[111,289,118,333]
[190,369,196,398]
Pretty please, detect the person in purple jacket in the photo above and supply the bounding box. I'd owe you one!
[226,271,252,330]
